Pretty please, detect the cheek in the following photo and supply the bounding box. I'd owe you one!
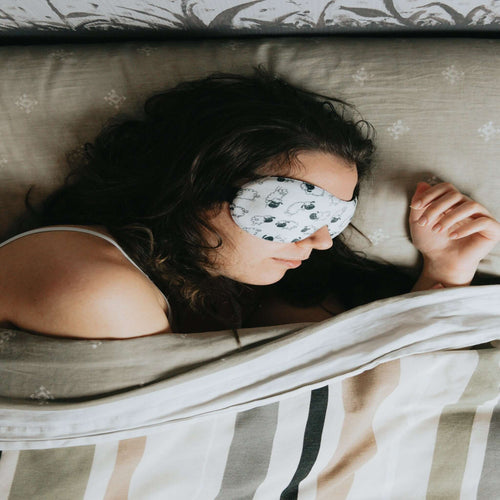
[238,233,283,260]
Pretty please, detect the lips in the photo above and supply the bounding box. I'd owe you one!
[273,258,304,268]
[276,255,309,261]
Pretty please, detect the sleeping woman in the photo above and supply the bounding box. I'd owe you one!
[0,68,499,338]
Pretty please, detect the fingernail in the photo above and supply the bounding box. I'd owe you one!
[432,224,441,232]
[450,232,458,239]
[412,200,422,209]
[417,216,427,226]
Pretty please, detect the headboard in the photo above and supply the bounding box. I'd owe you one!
[1,1,499,39]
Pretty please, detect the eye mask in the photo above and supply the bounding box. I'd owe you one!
[229,176,357,243]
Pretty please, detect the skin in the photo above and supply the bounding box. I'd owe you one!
[0,153,498,337]
[409,181,500,288]
[0,227,172,337]
[204,151,358,285]
[204,150,500,292]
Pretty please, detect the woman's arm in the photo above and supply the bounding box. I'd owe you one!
[409,181,500,291]
[410,273,444,292]
[0,231,171,338]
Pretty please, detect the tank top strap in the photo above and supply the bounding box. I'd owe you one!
[0,226,173,322]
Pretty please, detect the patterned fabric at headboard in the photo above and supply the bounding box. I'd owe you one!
[1,0,499,37]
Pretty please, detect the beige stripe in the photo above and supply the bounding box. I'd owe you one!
[104,437,147,500]
[316,360,400,500]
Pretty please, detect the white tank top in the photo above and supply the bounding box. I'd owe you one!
[0,226,173,323]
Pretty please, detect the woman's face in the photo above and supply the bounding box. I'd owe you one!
[205,151,358,285]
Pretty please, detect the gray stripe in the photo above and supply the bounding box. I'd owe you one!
[8,446,95,500]
[426,350,500,499]
[477,396,500,499]
[215,402,279,500]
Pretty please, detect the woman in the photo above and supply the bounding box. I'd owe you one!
[0,68,498,338]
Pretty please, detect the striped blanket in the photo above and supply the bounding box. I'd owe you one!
[1,285,499,499]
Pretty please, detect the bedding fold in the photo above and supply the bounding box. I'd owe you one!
[1,285,499,450]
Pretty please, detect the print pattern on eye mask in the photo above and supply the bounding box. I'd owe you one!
[230,176,357,243]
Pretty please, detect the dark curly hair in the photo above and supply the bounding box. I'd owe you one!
[14,66,495,335]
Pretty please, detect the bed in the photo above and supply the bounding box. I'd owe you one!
[1,2,499,499]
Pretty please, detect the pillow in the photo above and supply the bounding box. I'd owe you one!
[0,37,498,275]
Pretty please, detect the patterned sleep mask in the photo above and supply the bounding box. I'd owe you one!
[229,176,357,243]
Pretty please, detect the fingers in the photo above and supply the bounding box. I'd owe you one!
[409,182,433,222]
[411,182,460,211]
[410,182,457,224]
[446,216,500,241]
[410,182,494,229]
[431,200,493,233]
[410,182,432,210]
[412,190,465,226]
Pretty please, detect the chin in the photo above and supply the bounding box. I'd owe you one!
[254,270,287,286]
[237,270,285,286]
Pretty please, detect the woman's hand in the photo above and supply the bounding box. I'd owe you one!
[409,181,500,286]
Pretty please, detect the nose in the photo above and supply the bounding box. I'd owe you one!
[295,225,333,250]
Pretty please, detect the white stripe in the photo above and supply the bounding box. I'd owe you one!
[128,413,236,500]
[83,441,119,500]
[253,391,312,500]
[388,353,476,500]
[460,389,500,499]
[347,352,478,499]
[192,413,237,500]
[297,382,344,500]
[0,450,20,499]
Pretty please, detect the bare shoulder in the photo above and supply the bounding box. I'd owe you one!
[0,228,171,338]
